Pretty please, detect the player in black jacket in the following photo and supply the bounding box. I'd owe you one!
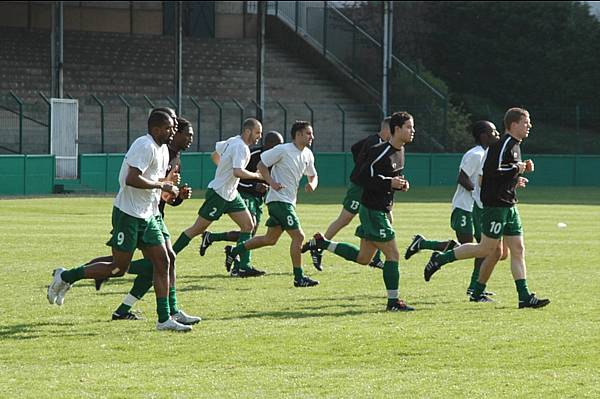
[422,108,549,309]
[302,111,416,311]
[307,117,391,271]
[198,131,284,277]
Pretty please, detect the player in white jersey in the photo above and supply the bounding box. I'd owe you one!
[171,118,264,276]
[225,121,320,287]
[46,111,192,331]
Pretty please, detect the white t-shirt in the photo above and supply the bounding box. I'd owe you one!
[114,134,169,219]
[261,142,317,205]
[451,145,486,212]
[208,135,250,201]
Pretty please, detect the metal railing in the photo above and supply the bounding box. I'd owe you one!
[1,90,597,155]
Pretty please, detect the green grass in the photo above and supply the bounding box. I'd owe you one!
[1,187,599,398]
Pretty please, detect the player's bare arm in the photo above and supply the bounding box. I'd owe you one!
[257,161,284,191]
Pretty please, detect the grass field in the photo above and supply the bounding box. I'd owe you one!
[1,187,599,398]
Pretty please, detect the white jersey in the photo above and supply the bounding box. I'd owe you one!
[114,134,169,219]
[208,135,250,201]
[261,142,317,206]
[451,145,487,211]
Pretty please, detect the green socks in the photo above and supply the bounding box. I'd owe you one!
[437,249,457,266]
[383,261,399,300]
[333,242,359,262]
[515,279,531,301]
[172,232,191,254]
[169,287,179,315]
[420,239,447,251]
[468,264,481,292]
[236,232,253,271]
[293,267,304,281]
[156,297,170,323]
[210,232,231,242]
[471,281,487,298]
[128,258,153,278]
[60,266,86,284]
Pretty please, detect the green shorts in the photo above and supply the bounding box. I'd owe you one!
[106,207,168,252]
[355,205,395,242]
[450,207,474,236]
[199,188,247,221]
[481,206,523,239]
[342,181,363,214]
[241,191,264,225]
[472,204,482,242]
[265,201,301,230]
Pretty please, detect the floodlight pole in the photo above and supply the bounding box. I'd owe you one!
[381,1,392,117]
[256,1,266,122]
[51,1,64,99]
[174,1,183,114]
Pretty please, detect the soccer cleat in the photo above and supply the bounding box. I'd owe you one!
[301,233,326,253]
[156,317,193,332]
[404,234,424,260]
[467,288,496,296]
[386,299,415,311]
[199,231,213,256]
[112,311,142,320]
[518,293,550,309]
[47,268,70,306]
[469,294,496,303]
[310,248,323,271]
[95,277,109,291]
[224,245,238,272]
[424,252,442,282]
[443,239,459,252]
[231,267,266,278]
[172,310,201,325]
[368,258,384,270]
[294,275,320,287]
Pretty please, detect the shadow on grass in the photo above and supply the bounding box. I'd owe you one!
[0,321,101,340]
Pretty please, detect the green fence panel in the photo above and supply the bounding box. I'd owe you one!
[0,155,26,195]
[106,154,125,192]
[314,153,347,186]
[24,155,54,194]
[180,152,204,189]
[200,153,217,189]
[527,155,576,186]
[81,154,109,192]
[405,153,432,186]
[575,155,600,186]
[430,154,462,185]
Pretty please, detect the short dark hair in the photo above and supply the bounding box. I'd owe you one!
[504,107,529,131]
[381,116,391,130]
[472,120,494,144]
[389,111,413,134]
[176,117,191,133]
[264,130,284,148]
[151,107,176,118]
[290,120,311,139]
[148,111,172,132]
[243,118,261,132]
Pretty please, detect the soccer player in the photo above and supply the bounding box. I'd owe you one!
[224,121,319,287]
[404,120,500,296]
[422,107,550,308]
[308,117,392,271]
[47,111,193,331]
[302,111,416,311]
[95,117,199,323]
[198,131,284,277]
[170,118,263,277]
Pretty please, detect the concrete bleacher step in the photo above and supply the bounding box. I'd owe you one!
[1,27,380,153]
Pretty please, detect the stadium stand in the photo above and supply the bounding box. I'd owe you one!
[0,26,379,154]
